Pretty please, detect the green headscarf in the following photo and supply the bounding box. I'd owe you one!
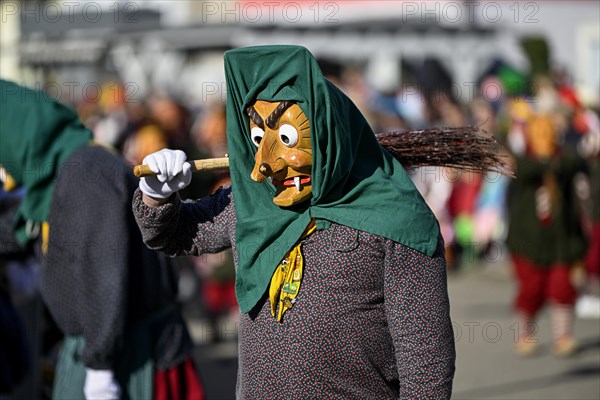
[225,45,440,313]
[0,80,92,245]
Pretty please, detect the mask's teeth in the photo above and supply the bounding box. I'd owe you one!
[294,176,301,191]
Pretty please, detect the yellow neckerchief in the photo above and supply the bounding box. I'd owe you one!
[269,219,317,322]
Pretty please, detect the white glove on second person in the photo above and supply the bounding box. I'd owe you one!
[84,368,121,400]
[139,149,192,199]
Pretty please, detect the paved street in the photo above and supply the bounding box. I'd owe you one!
[449,260,600,400]
[190,259,600,400]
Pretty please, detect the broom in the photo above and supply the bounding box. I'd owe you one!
[133,126,514,178]
[376,126,514,177]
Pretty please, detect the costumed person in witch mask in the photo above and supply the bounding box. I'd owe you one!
[505,101,587,357]
[133,45,455,398]
[0,80,203,400]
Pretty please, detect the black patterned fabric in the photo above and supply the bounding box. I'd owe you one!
[40,145,193,370]
[133,186,455,399]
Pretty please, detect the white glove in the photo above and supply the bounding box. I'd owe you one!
[139,149,192,199]
[84,369,121,400]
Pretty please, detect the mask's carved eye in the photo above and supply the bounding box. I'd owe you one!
[251,126,265,147]
[278,124,299,147]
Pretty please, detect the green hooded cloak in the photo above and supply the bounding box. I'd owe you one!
[0,80,92,245]
[1,80,155,399]
[224,45,440,313]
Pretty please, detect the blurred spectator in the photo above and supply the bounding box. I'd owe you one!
[447,170,483,269]
[505,78,587,357]
[92,82,129,148]
[123,122,169,166]
[470,98,511,263]
[149,95,194,151]
[574,104,600,319]
[411,166,454,265]
[191,104,228,160]
[396,84,427,129]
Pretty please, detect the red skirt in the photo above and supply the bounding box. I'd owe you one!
[512,255,577,317]
[154,358,204,400]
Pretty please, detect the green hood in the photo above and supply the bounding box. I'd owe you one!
[225,45,439,313]
[0,80,92,245]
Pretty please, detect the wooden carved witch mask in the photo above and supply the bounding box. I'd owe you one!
[246,100,312,207]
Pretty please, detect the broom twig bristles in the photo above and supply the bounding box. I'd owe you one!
[376,126,515,178]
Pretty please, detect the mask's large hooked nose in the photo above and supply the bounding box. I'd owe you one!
[251,158,286,182]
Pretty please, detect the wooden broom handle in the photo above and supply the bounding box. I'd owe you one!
[133,157,230,178]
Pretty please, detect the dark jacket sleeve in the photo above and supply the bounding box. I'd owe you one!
[383,238,455,400]
[41,153,132,370]
[132,187,234,257]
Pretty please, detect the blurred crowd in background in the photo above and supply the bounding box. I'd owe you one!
[66,49,600,269]
[63,44,600,314]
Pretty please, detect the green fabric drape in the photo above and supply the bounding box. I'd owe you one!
[0,80,92,245]
[224,45,440,313]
